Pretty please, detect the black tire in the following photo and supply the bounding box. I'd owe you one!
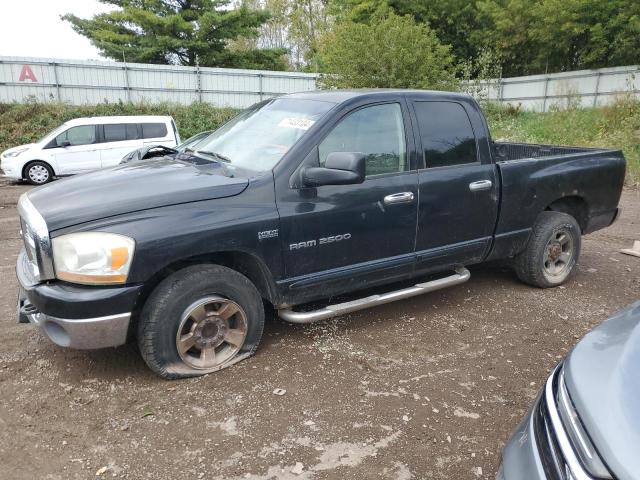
[138,265,265,379]
[24,161,54,185]
[514,211,581,288]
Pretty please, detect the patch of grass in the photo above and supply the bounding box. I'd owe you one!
[0,101,239,154]
[484,98,640,185]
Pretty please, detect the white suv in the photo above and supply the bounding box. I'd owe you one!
[1,116,180,185]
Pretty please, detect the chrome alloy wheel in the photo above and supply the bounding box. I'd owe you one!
[176,296,248,370]
[28,164,49,184]
[543,228,574,278]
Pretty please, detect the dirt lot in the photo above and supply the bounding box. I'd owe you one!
[0,178,638,480]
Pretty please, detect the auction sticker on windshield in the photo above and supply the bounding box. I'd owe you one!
[278,117,315,130]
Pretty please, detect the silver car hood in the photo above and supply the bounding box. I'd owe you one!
[564,301,640,480]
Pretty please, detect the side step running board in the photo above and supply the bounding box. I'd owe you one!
[278,267,470,324]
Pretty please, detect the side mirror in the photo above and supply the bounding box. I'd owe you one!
[302,152,366,187]
[59,140,71,148]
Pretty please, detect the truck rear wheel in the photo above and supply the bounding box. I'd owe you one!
[514,211,581,288]
[137,265,265,379]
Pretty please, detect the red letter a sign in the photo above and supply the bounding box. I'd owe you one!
[19,65,38,82]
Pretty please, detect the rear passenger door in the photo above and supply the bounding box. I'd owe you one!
[100,123,142,168]
[411,100,499,272]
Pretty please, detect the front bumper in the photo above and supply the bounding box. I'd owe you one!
[17,249,143,349]
[498,366,608,480]
[17,290,131,349]
[0,159,19,178]
[498,394,547,480]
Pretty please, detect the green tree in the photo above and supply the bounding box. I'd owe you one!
[330,0,483,69]
[332,0,640,77]
[235,0,331,70]
[328,0,388,23]
[540,0,640,71]
[476,0,640,76]
[391,0,483,65]
[317,12,457,90]
[63,0,288,70]
[289,0,332,69]
[473,0,537,76]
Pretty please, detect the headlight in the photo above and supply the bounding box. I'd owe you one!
[52,232,135,285]
[4,147,29,158]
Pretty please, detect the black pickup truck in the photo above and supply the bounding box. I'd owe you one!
[16,90,625,378]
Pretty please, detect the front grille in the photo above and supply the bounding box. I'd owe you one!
[534,390,571,480]
[534,368,616,480]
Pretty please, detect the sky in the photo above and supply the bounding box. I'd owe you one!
[0,0,113,60]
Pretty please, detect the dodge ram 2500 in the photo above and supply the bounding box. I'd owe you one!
[16,90,625,378]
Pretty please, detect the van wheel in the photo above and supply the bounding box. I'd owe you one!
[138,265,265,379]
[24,161,53,185]
[514,211,581,288]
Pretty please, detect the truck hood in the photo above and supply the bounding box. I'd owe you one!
[28,157,249,231]
[564,301,640,480]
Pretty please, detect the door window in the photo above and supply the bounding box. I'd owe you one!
[141,123,168,139]
[55,125,96,147]
[319,103,407,177]
[104,123,139,142]
[413,101,478,168]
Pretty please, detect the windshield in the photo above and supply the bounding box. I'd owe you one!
[193,98,334,171]
[177,131,211,152]
[38,123,69,144]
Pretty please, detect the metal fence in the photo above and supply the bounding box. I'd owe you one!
[0,56,320,108]
[0,56,638,111]
[472,65,639,111]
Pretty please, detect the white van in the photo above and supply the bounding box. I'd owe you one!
[0,116,180,185]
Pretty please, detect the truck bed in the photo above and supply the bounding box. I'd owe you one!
[493,142,609,162]
[487,143,626,262]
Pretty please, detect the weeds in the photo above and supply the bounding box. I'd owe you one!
[0,99,638,185]
[486,98,640,185]
[0,101,239,155]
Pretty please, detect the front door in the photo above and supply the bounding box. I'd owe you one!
[276,101,419,302]
[52,125,101,174]
[411,100,499,272]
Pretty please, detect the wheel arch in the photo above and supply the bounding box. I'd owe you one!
[129,250,279,338]
[544,196,589,232]
[22,159,56,179]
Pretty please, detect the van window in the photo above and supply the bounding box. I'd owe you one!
[413,101,478,168]
[319,103,407,177]
[55,125,96,147]
[104,124,139,142]
[141,123,168,139]
[126,124,138,140]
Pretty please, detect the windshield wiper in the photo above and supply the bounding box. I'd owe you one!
[194,150,232,163]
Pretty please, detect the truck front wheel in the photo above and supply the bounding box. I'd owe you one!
[514,211,581,288]
[138,265,265,379]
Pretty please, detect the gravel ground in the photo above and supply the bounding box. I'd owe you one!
[0,178,638,480]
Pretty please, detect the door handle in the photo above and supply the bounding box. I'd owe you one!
[383,192,415,205]
[469,180,493,192]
